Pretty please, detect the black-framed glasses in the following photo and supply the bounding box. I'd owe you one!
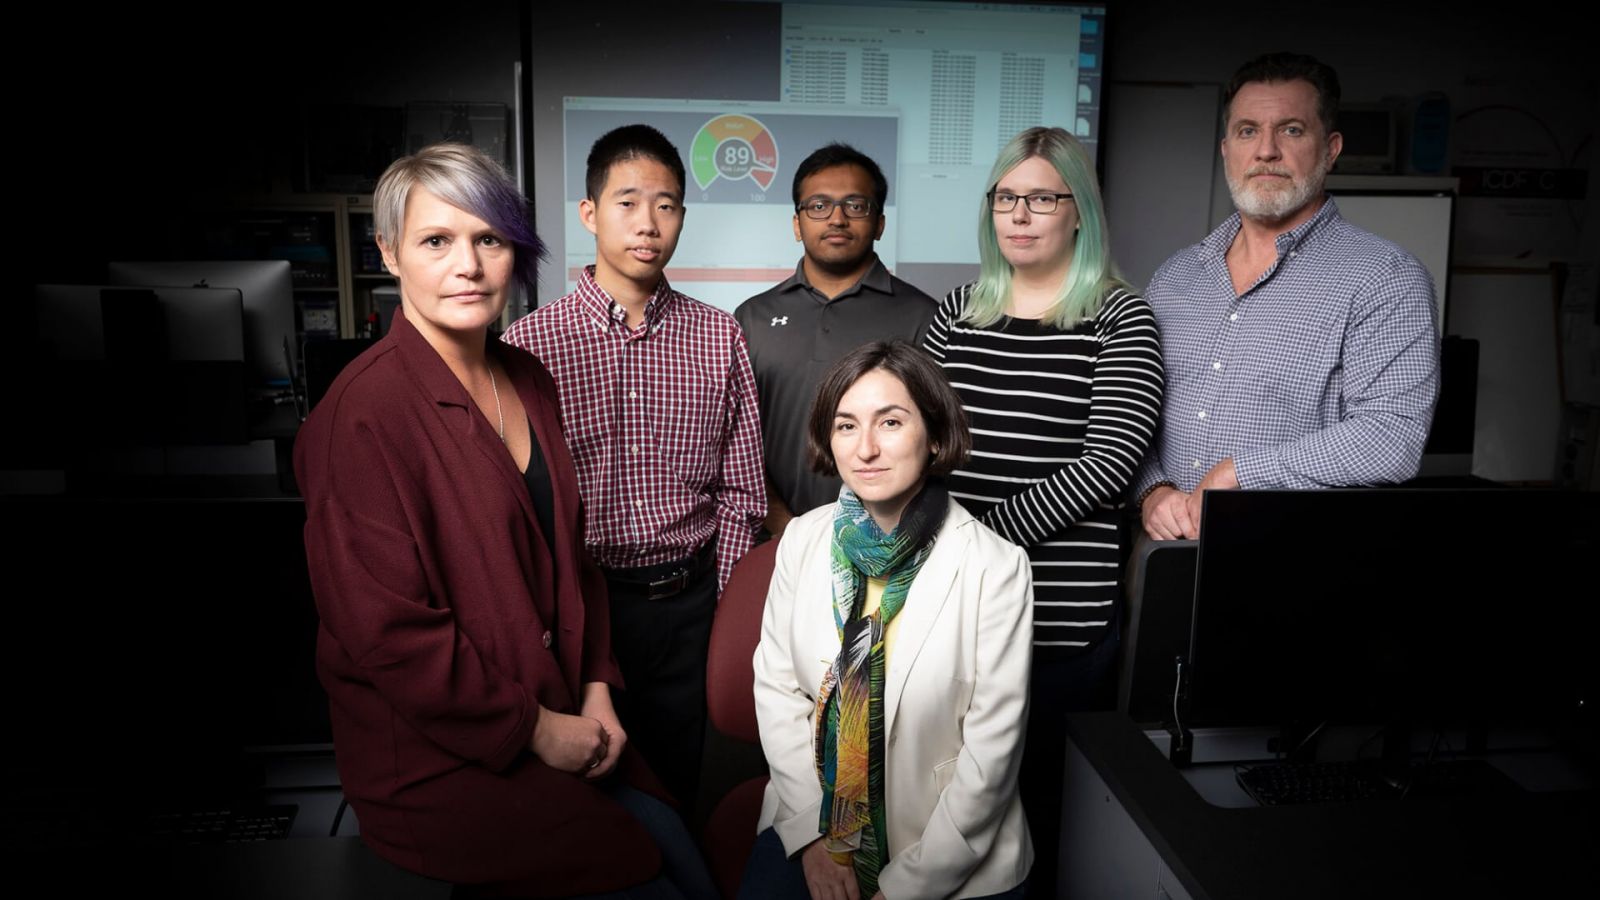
[797,195,876,219]
[988,191,1075,214]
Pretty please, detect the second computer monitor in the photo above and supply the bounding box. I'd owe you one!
[1187,488,1598,731]
[107,259,295,386]
[33,284,245,362]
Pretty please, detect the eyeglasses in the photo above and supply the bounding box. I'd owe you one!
[797,196,876,220]
[988,191,1075,214]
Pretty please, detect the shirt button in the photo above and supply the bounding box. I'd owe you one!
[1230,313,1238,321]
[1212,362,1221,370]
[1197,411,1207,419]
[630,444,639,454]
[628,390,638,399]
[1193,460,1202,469]
[635,499,645,510]
[541,630,553,649]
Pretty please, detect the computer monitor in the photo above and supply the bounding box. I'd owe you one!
[1330,103,1397,174]
[1185,489,1599,732]
[107,259,296,386]
[33,284,246,362]
[1419,336,1479,477]
[1119,539,1199,723]
[31,283,252,445]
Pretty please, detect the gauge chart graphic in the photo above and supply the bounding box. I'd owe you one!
[690,114,779,191]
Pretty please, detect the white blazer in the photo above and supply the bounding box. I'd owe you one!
[753,498,1034,899]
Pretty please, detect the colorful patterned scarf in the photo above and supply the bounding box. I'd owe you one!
[814,480,946,896]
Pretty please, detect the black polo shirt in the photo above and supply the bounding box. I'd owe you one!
[734,256,938,516]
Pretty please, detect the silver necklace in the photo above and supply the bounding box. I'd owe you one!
[488,367,506,443]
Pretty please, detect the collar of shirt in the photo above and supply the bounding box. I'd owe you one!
[774,255,892,305]
[1201,195,1342,261]
[389,305,513,412]
[574,264,678,341]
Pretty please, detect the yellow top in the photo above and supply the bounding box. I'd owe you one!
[826,575,898,865]
[862,576,902,652]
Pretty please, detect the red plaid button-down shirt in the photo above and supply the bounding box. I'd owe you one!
[503,267,765,591]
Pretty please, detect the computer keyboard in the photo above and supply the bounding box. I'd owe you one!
[1236,759,1523,807]
[1237,760,1393,806]
[1398,758,1525,799]
[145,804,297,843]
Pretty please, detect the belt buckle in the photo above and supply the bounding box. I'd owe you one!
[645,567,691,600]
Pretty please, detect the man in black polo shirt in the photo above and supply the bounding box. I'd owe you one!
[735,143,938,537]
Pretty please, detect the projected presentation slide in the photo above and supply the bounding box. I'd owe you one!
[530,2,1107,307]
[564,99,901,312]
[780,2,1098,267]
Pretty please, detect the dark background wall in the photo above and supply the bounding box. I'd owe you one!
[18,2,1593,287]
[17,5,522,293]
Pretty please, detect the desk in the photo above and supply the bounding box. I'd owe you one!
[1058,713,1597,899]
[15,838,449,899]
[167,838,451,899]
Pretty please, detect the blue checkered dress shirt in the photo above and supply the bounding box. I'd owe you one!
[1134,198,1440,494]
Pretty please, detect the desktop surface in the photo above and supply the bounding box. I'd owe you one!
[1063,712,1597,900]
[14,836,450,899]
[1,497,328,843]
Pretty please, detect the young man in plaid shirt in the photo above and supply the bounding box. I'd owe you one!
[504,124,765,812]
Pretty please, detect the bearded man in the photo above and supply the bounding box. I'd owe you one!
[1133,52,1441,540]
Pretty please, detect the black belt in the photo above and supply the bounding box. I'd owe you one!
[602,543,716,600]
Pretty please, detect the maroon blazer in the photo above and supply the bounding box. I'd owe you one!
[294,310,661,895]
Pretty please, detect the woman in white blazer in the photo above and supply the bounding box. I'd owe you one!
[740,341,1034,900]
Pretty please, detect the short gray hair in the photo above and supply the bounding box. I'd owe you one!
[373,143,543,291]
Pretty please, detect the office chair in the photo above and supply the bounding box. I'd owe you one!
[700,539,777,898]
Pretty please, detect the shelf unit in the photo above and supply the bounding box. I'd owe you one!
[209,190,525,350]
[215,194,394,343]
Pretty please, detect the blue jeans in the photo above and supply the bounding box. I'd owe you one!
[569,785,718,900]
[737,827,1027,899]
[454,785,717,900]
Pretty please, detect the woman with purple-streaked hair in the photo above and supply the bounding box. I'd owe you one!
[296,143,716,898]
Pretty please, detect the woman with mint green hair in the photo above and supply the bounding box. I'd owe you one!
[922,125,1164,894]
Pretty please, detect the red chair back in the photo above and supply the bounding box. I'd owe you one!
[706,539,777,744]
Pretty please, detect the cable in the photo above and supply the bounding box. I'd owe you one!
[1355,725,1386,761]
[1286,720,1328,762]
[329,797,349,837]
[1171,657,1186,754]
